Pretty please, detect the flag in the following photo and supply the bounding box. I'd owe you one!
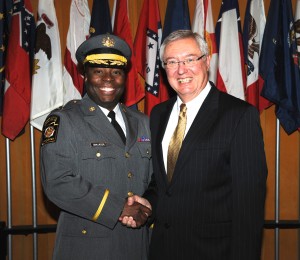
[260,0,300,134]
[1,0,35,140]
[113,0,144,107]
[243,0,271,112]
[30,0,63,131]
[162,0,191,41]
[296,0,300,66]
[0,0,13,116]
[192,0,218,84]
[215,0,246,100]
[89,0,112,37]
[134,0,169,116]
[63,0,90,104]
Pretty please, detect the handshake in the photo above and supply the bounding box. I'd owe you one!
[119,195,152,228]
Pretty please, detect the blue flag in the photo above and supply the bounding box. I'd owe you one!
[89,0,112,37]
[0,0,13,115]
[260,0,300,134]
[162,0,191,42]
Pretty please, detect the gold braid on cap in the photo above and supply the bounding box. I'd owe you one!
[83,53,128,66]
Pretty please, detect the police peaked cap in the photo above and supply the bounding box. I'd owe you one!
[75,34,131,69]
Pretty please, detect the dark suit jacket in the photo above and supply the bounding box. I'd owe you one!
[145,84,267,260]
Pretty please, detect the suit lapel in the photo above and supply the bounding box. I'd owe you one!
[171,86,220,185]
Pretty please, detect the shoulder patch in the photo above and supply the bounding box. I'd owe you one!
[41,115,60,146]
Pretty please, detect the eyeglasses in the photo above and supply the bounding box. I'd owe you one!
[163,54,206,69]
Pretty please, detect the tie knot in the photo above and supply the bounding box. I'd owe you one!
[180,103,186,111]
[180,103,187,116]
[108,110,116,120]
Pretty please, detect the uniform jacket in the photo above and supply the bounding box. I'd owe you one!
[40,94,152,260]
[145,84,267,260]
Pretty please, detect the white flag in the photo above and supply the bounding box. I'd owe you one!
[216,0,246,100]
[63,0,90,104]
[30,0,63,130]
[192,0,218,84]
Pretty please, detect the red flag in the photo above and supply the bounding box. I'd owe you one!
[2,0,35,140]
[113,0,144,107]
[134,0,169,115]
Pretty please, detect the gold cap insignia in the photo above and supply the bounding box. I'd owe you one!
[102,36,115,47]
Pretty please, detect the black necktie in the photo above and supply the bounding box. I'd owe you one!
[107,111,126,144]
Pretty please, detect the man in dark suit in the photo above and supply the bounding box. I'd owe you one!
[40,34,151,260]
[123,30,268,260]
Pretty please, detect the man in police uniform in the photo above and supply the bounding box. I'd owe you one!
[40,34,152,260]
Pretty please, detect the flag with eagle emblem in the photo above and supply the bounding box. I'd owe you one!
[134,0,169,115]
[243,0,272,112]
[30,0,63,131]
[2,0,35,140]
[260,0,300,134]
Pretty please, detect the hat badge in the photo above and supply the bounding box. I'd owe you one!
[102,36,115,47]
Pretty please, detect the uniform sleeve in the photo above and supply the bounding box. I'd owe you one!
[40,112,125,229]
[230,106,268,260]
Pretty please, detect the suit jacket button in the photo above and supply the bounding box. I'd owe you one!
[82,229,87,234]
[127,191,134,197]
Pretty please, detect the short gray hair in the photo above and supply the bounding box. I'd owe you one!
[160,30,209,68]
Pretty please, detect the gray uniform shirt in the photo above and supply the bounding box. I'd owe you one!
[40,94,152,260]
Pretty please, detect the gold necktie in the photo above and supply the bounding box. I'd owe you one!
[167,103,187,182]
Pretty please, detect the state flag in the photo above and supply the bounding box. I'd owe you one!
[113,0,144,107]
[134,0,169,115]
[243,0,271,112]
[162,0,191,41]
[62,0,90,104]
[30,0,63,130]
[215,0,246,100]
[2,0,35,140]
[192,0,218,84]
[260,0,300,134]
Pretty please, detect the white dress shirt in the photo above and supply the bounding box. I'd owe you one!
[162,82,211,172]
[99,104,126,137]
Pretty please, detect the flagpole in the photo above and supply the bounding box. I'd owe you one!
[30,125,37,260]
[275,119,280,260]
[5,138,12,260]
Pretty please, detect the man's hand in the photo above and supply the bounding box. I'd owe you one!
[119,199,152,228]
